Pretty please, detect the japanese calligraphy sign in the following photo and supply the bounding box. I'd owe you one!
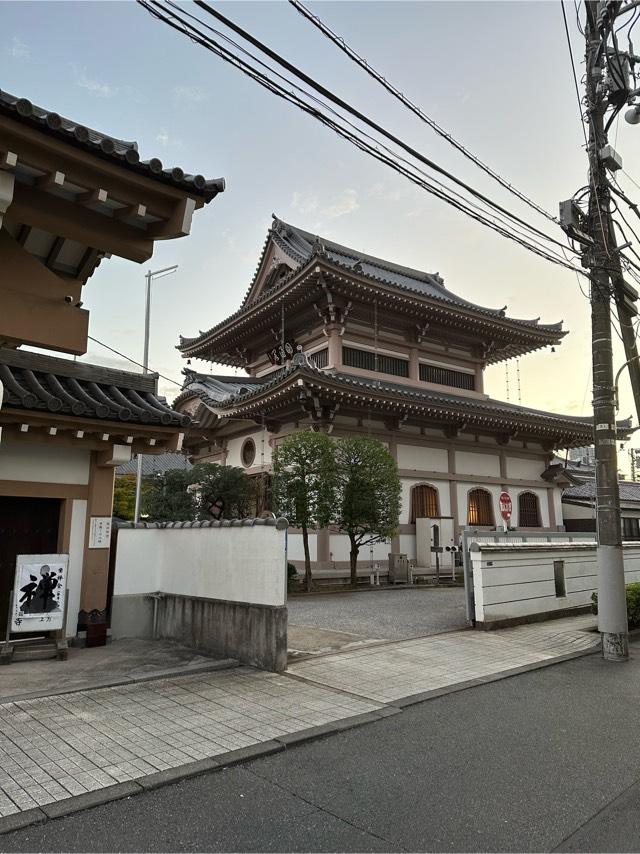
[12,554,68,633]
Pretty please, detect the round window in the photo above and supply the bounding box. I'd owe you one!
[241,438,256,468]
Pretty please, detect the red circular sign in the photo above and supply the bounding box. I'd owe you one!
[499,491,512,521]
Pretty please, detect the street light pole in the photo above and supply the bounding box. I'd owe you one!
[133,264,178,524]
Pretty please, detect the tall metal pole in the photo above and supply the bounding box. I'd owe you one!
[133,270,152,525]
[133,265,177,524]
[585,1,629,660]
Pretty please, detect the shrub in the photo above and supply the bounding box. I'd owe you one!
[287,562,298,580]
[591,582,640,629]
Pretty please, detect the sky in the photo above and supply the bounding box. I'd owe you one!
[3,0,640,469]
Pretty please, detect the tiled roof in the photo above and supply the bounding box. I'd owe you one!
[116,452,192,476]
[180,362,592,439]
[0,89,225,202]
[564,480,640,502]
[0,349,190,428]
[179,215,566,356]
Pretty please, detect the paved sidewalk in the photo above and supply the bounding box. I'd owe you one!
[0,614,599,828]
[288,614,599,703]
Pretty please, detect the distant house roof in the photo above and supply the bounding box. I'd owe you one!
[116,452,192,476]
[0,89,225,202]
[563,480,640,503]
[0,348,190,428]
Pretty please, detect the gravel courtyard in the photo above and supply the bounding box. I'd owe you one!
[287,587,468,655]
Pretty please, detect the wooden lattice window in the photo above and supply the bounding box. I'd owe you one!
[419,363,475,390]
[410,484,440,523]
[309,349,328,368]
[518,491,541,527]
[342,346,409,378]
[468,488,494,526]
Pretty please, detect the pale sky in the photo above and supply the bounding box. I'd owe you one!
[3,0,640,469]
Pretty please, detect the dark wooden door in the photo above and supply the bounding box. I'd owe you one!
[0,497,61,631]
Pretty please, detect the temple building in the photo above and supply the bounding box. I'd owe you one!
[175,216,594,570]
[0,89,224,645]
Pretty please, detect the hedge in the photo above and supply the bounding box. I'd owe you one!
[591,582,640,629]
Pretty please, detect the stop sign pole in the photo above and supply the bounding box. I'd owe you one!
[499,491,512,533]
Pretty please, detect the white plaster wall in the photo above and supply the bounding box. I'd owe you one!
[114,525,287,607]
[512,487,550,528]
[225,430,272,468]
[555,490,567,527]
[397,444,448,472]
[328,533,390,562]
[457,482,502,526]
[65,499,87,638]
[0,442,90,484]
[471,543,640,623]
[399,534,417,560]
[506,457,546,480]
[455,450,501,478]
[286,532,317,562]
[400,477,451,524]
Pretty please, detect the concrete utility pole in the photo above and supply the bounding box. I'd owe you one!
[584,0,629,660]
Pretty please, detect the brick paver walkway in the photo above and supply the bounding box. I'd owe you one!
[0,615,599,820]
[287,615,599,703]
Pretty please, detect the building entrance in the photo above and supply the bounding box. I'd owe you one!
[0,497,62,630]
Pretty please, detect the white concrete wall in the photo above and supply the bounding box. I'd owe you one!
[0,442,90,484]
[471,542,640,624]
[287,532,317,563]
[397,444,448,472]
[114,523,287,607]
[455,450,500,478]
[328,533,390,563]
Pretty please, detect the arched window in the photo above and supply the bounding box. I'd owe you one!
[518,491,541,527]
[410,484,439,523]
[468,488,494,526]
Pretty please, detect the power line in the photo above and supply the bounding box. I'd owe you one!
[88,336,183,388]
[287,0,558,224]
[562,0,589,147]
[184,0,572,253]
[137,0,585,275]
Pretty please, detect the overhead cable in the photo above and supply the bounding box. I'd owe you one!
[137,0,585,275]
[186,0,572,252]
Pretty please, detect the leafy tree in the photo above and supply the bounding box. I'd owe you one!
[272,431,337,591]
[143,463,255,522]
[335,437,401,586]
[113,474,153,521]
[192,464,255,520]
[144,468,196,522]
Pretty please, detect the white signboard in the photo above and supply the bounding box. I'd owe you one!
[89,516,112,549]
[12,554,68,633]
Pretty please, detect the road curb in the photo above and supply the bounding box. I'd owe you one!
[0,644,601,838]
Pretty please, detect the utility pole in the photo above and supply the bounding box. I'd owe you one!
[584,0,629,660]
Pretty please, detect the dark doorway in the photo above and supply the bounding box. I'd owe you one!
[0,497,62,631]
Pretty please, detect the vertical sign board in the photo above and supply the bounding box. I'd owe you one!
[12,554,68,633]
[89,516,112,549]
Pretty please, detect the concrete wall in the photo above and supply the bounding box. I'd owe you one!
[0,441,90,484]
[111,518,288,671]
[471,542,640,627]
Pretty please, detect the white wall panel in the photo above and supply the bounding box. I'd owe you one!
[397,444,448,472]
[455,451,500,478]
[0,442,90,485]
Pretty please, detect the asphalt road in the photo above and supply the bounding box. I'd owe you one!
[5,646,640,852]
[288,587,468,641]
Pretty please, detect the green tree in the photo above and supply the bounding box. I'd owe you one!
[113,474,153,521]
[144,469,196,522]
[335,437,401,587]
[192,464,255,520]
[272,431,337,591]
[142,463,254,522]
